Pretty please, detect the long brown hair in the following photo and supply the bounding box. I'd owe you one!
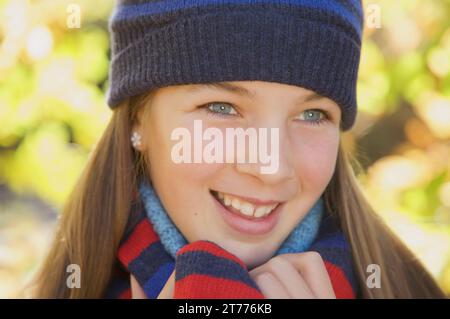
[30,94,446,298]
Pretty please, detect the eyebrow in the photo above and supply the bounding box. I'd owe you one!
[185,82,325,103]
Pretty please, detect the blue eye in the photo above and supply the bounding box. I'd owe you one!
[296,109,330,126]
[204,102,238,117]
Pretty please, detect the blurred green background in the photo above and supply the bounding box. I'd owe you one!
[0,0,449,298]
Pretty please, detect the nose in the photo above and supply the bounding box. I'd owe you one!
[234,125,296,186]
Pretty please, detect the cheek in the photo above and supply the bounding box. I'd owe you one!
[145,121,225,238]
[147,157,221,240]
[291,132,339,191]
[147,118,223,183]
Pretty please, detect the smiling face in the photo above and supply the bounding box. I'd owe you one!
[134,80,341,269]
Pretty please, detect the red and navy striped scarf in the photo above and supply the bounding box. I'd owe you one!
[105,199,359,299]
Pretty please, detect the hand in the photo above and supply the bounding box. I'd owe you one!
[249,252,336,299]
[130,271,175,299]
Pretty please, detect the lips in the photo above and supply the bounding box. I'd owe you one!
[210,190,284,235]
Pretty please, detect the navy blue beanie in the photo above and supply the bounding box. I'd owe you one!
[107,0,364,131]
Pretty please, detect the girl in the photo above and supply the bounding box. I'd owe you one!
[31,0,445,298]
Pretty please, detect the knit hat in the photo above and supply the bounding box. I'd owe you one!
[107,0,364,131]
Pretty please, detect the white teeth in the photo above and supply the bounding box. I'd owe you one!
[264,206,273,215]
[240,203,255,217]
[231,198,241,210]
[254,206,267,218]
[216,191,279,218]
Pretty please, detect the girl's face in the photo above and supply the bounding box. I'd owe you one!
[135,81,341,268]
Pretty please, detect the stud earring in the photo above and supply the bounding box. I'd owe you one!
[131,131,142,148]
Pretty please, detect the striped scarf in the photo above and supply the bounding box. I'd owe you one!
[105,189,359,299]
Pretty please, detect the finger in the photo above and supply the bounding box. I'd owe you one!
[157,271,175,299]
[253,272,291,299]
[282,252,336,299]
[130,275,147,299]
[251,257,315,298]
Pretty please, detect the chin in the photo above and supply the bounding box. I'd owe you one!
[186,224,281,269]
[213,239,276,270]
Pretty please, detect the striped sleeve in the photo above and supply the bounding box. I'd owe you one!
[309,215,358,298]
[174,241,265,299]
